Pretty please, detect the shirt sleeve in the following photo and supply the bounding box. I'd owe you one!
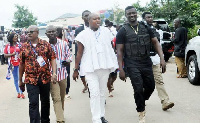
[116,27,126,44]
[104,27,114,42]
[19,46,25,64]
[75,31,85,46]
[47,43,56,61]
[147,27,156,39]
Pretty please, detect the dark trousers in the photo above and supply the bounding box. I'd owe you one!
[0,54,5,65]
[127,66,155,112]
[66,64,70,94]
[26,79,50,123]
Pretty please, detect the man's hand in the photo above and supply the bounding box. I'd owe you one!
[12,52,16,56]
[51,73,57,84]
[119,69,126,82]
[73,70,79,82]
[19,80,25,92]
[160,59,166,73]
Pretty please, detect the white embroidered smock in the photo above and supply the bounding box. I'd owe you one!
[75,26,118,76]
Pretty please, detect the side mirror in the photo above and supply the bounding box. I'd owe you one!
[197,28,200,36]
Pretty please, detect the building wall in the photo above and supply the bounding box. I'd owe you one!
[47,16,83,28]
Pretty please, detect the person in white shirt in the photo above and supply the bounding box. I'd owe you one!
[73,13,118,123]
[142,12,174,111]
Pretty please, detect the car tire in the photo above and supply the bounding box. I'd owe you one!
[187,55,200,85]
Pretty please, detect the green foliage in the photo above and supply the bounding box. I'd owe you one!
[133,1,146,12]
[132,0,200,39]
[12,4,37,28]
[134,0,200,28]
[113,5,125,25]
[188,25,200,39]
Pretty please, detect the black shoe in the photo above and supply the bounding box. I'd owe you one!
[101,117,108,123]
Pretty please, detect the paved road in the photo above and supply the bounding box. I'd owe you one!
[0,56,200,123]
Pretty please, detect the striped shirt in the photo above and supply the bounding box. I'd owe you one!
[51,38,72,81]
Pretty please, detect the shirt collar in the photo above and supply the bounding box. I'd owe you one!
[28,38,44,45]
[38,38,44,44]
[84,24,89,29]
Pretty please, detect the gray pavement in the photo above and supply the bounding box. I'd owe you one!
[0,56,200,123]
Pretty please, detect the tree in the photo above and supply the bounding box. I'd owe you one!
[12,4,37,28]
[132,0,200,39]
[113,5,125,25]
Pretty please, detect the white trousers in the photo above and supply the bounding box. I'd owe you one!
[85,69,110,123]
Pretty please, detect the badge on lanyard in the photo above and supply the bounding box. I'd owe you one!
[37,56,46,67]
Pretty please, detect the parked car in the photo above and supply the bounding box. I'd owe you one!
[185,31,200,85]
[153,19,174,61]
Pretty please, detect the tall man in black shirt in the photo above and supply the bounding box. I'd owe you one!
[116,6,166,123]
[172,18,187,78]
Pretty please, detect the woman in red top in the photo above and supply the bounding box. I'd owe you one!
[4,33,25,99]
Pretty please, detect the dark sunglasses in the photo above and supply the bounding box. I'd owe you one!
[46,31,56,34]
[28,31,37,34]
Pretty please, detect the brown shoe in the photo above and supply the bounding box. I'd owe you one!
[82,87,88,93]
[162,102,174,111]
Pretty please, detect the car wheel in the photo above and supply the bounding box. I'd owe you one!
[187,55,200,85]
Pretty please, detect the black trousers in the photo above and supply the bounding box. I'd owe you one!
[0,54,5,65]
[66,64,70,94]
[26,79,50,123]
[127,66,155,112]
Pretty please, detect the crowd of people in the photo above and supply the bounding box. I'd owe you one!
[0,5,189,123]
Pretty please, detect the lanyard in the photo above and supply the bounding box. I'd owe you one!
[95,31,100,41]
[29,41,38,57]
[130,24,138,34]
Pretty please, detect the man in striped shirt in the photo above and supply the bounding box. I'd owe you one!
[46,25,72,123]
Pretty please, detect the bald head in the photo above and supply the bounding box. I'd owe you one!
[174,18,181,24]
[28,25,39,32]
[46,25,56,32]
[174,18,181,29]
[88,13,99,21]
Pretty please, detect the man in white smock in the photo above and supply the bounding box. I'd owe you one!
[73,13,118,123]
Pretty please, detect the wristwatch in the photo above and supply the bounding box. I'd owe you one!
[73,68,78,71]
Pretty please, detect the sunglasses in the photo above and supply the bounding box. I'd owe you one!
[28,31,37,34]
[46,31,56,34]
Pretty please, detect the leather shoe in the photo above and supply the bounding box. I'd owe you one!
[162,102,174,111]
[101,117,108,123]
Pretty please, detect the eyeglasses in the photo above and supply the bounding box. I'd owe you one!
[46,31,56,34]
[27,31,37,34]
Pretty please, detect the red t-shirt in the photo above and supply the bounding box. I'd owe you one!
[4,44,20,66]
